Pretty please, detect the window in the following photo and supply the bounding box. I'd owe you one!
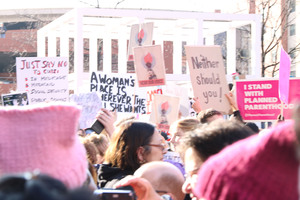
[290,0,296,13]
[289,49,295,60]
[290,70,296,77]
[290,24,296,36]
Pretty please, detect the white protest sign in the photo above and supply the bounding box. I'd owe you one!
[185,46,231,114]
[16,57,69,104]
[90,72,147,114]
[70,92,102,129]
[163,84,190,117]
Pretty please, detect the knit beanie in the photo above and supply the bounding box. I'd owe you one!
[193,120,298,200]
[0,103,87,189]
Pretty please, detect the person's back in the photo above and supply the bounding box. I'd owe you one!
[134,161,185,200]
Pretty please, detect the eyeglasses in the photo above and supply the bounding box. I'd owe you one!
[146,143,169,151]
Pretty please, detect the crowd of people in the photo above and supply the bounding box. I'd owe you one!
[0,91,299,200]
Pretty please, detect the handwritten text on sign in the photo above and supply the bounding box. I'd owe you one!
[90,72,147,114]
[70,92,102,129]
[185,46,231,114]
[16,57,69,104]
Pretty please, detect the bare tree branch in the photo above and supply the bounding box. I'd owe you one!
[115,0,126,8]
[259,0,299,77]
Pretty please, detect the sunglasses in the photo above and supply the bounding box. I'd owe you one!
[146,143,169,151]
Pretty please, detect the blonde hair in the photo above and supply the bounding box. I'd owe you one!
[81,138,101,164]
[87,133,109,157]
[171,117,200,133]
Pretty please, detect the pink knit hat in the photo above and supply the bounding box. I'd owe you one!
[193,121,298,200]
[0,103,87,189]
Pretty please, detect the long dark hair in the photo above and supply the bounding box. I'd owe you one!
[104,121,155,172]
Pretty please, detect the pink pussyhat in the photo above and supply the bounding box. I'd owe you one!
[0,102,87,189]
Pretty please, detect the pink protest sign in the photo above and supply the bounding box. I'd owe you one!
[279,47,291,104]
[236,79,300,121]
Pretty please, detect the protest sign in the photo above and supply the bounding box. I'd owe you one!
[128,22,154,61]
[146,87,163,114]
[2,92,29,106]
[16,57,69,104]
[163,84,190,117]
[236,78,300,121]
[90,72,147,114]
[185,46,231,114]
[153,94,180,131]
[69,92,102,129]
[279,47,291,104]
[133,45,166,87]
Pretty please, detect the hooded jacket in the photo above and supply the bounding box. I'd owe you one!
[97,164,133,189]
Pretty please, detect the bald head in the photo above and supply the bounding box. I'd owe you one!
[134,161,185,200]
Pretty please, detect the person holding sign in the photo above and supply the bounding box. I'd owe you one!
[95,108,117,138]
[194,91,243,124]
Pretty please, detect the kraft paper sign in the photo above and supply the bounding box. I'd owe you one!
[185,46,231,114]
[128,22,154,61]
[133,45,166,87]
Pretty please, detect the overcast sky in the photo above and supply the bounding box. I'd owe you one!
[1,0,246,13]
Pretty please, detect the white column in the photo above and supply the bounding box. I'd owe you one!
[37,31,46,57]
[173,28,182,74]
[74,9,84,93]
[89,34,98,73]
[185,39,195,75]
[205,35,214,45]
[103,34,112,74]
[48,33,57,57]
[227,27,236,76]
[196,18,204,46]
[251,17,262,78]
[118,25,127,74]
[60,29,69,58]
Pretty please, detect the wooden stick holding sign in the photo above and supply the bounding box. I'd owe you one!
[185,46,231,114]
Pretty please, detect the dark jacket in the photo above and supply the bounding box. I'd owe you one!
[97,164,133,189]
